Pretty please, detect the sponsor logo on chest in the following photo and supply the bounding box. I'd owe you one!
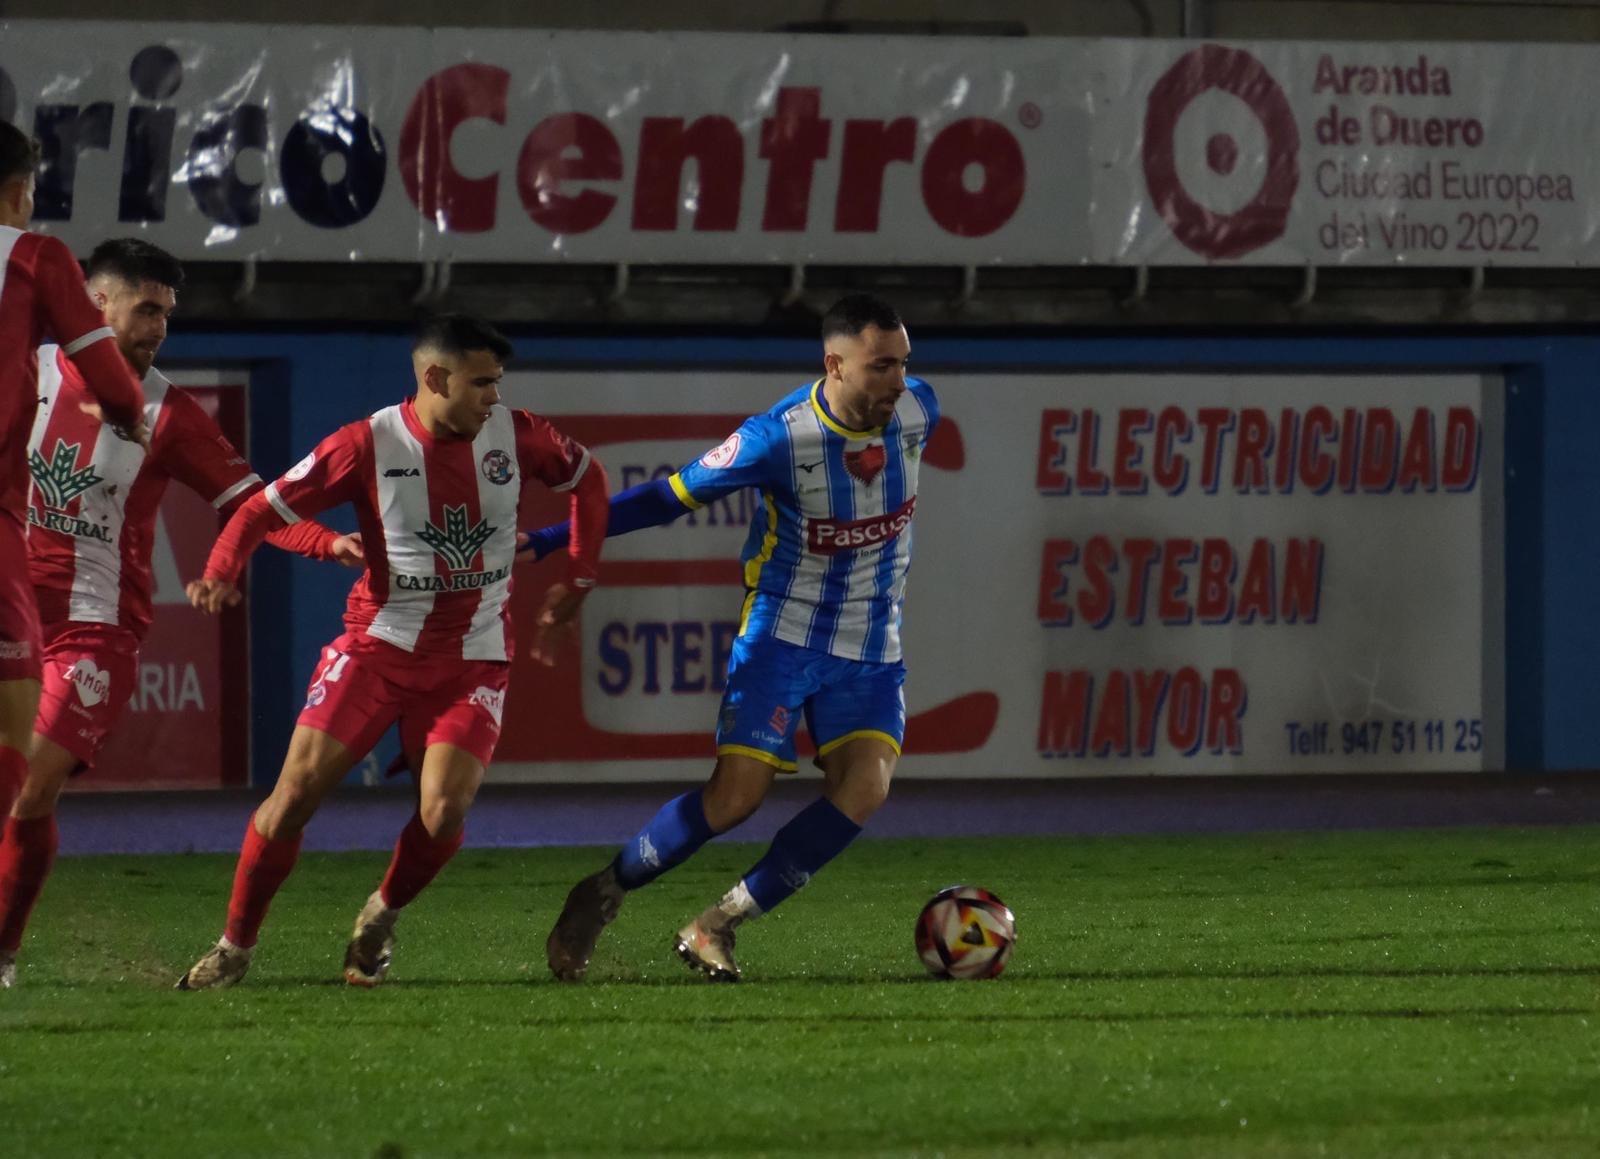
[30,440,103,509]
[393,497,513,592]
[27,507,115,542]
[417,503,497,571]
[383,434,517,592]
[396,564,511,593]
[806,495,917,555]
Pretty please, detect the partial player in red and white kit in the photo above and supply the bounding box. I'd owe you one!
[0,240,357,987]
[0,123,147,839]
[177,314,608,990]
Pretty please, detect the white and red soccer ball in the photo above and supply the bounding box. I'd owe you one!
[915,886,1015,979]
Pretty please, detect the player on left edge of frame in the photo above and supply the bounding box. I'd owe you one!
[0,238,358,990]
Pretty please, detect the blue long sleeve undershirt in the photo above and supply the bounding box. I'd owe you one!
[520,476,691,559]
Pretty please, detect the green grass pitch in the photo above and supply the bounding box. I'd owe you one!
[3,826,1598,1157]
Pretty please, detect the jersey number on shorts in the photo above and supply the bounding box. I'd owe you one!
[319,649,351,683]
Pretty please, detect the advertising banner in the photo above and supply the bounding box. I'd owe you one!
[1096,41,1600,265]
[495,369,1502,780]
[6,21,1588,266]
[0,22,1089,265]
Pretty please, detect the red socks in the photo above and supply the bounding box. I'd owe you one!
[224,815,302,949]
[223,811,460,947]
[0,746,24,818]
[0,806,465,959]
[0,814,59,954]
[379,813,464,910]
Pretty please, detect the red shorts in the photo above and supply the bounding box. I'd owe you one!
[296,632,510,767]
[0,516,42,682]
[34,622,141,767]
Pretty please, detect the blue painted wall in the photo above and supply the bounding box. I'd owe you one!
[159,328,1600,782]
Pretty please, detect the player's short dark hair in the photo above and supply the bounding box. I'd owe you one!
[821,294,903,342]
[413,313,513,363]
[0,120,41,187]
[85,237,185,291]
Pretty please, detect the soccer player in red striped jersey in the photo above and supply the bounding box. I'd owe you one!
[0,122,147,843]
[0,239,356,988]
[176,314,608,990]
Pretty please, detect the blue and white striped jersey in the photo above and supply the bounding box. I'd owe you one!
[669,377,939,664]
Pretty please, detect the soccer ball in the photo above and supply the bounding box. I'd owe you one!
[914,886,1016,979]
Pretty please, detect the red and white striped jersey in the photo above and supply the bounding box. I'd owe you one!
[0,229,144,525]
[26,347,264,637]
[255,398,596,661]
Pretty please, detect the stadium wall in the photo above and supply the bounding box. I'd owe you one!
[155,328,1599,785]
[22,0,1600,44]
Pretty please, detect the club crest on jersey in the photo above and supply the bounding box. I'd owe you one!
[417,504,497,571]
[29,441,102,509]
[700,432,742,470]
[844,444,886,486]
[481,449,513,485]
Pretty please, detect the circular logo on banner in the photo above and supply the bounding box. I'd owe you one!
[700,432,742,470]
[481,449,513,485]
[1142,44,1299,260]
[284,451,316,482]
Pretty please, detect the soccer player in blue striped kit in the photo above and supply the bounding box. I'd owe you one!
[527,294,938,982]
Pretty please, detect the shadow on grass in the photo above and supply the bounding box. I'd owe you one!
[13,1003,1596,1037]
[18,959,1600,994]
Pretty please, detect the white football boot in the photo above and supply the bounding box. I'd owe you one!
[343,890,400,988]
[0,952,15,989]
[674,911,741,983]
[176,939,252,990]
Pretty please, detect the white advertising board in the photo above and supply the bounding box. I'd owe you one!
[493,368,1502,780]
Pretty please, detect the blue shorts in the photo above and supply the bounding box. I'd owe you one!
[715,634,906,772]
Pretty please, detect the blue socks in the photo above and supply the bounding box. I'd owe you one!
[612,791,716,890]
[739,797,862,915]
[613,791,866,921]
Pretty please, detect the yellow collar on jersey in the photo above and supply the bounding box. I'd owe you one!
[810,379,884,439]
